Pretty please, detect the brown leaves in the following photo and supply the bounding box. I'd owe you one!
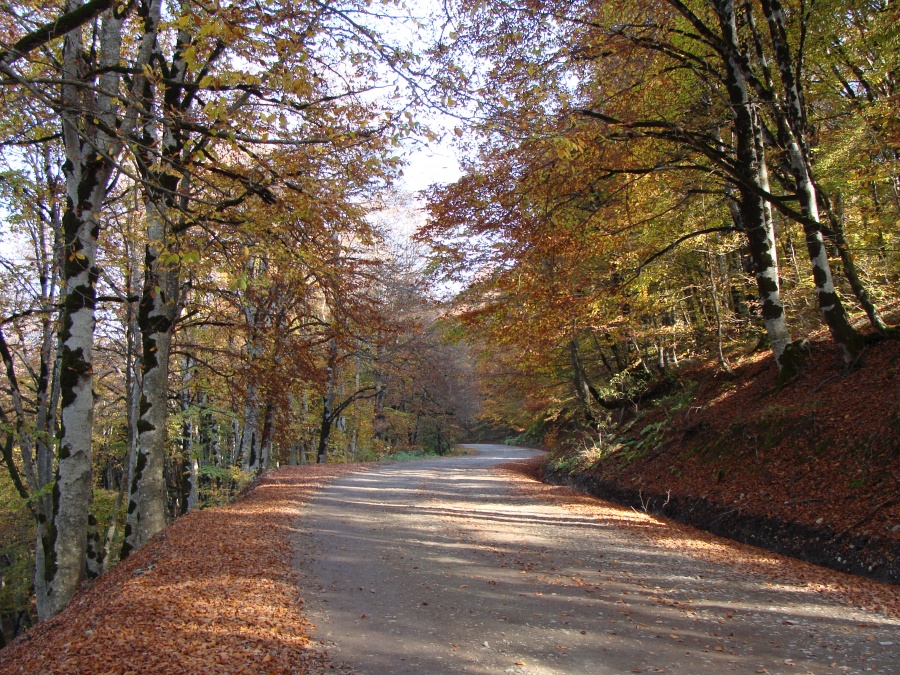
[0,464,367,674]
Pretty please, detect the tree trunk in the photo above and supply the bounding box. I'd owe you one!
[568,337,596,421]
[199,395,219,464]
[240,384,261,473]
[259,402,275,471]
[179,363,196,515]
[714,0,796,377]
[631,337,653,375]
[316,407,334,464]
[707,247,733,375]
[102,210,141,573]
[121,205,180,558]
[610,340,628,372]
[35,3,124,619]
[759,0,864,362]
[231,418,241,467]
[373,370,387,442]
[122,11,191,557]
[822,190,891,335]
[318,339,339,463]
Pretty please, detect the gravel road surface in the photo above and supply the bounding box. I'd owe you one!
[294,445,899,674]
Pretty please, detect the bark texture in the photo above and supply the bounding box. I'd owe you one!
[35,3,123,619]
[122,6,190,558]
[714,0,794,376]
[121,203,180,557]
[759,0,863,362]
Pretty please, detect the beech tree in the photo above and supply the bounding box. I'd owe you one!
[419,0,898,445]
[0,0,895,637]
[1,0,415,619]
[117,0,413,557]
[425,0,896,380]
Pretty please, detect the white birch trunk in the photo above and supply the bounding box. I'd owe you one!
[35,2,124,620]
[240,385,261,474]
[259,402,275,471]
[714,0,794,373]
[122,7,191,557]
[759,0,863,361]
[36,0,165,618]
[187,457,200,512]
[121,204,178,558]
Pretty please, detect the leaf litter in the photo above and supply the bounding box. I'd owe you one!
[3,439,898,674]
[0,464,367,674]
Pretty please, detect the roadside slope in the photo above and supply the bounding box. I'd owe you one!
[542,335,900,584]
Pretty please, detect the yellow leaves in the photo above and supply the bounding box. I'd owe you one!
[550,135,586,161]
[171,12,193,31]
[202,99,227,123]
[181,45,197,67]
[815,115,867,177]
[281,71,312,98]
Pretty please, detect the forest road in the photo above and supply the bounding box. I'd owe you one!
[293,444,899,675]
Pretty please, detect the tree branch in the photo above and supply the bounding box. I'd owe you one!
[0,0,116,69]
[633,226,739,278]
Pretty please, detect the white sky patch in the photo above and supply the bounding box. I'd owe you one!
[398,139,463,194]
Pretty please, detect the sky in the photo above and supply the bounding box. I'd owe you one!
[398,142,463,194]
[386,113,465,240]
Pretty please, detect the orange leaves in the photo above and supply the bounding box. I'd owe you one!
[0,464,368,675]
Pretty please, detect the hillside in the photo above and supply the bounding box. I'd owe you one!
[541,332,900,585]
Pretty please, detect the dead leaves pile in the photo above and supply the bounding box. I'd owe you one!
[500,457,900,618]
[0,464,367,674]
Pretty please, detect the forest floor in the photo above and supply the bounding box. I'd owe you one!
[543,324,900,588]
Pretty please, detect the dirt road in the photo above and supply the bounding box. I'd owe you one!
[294,445,898,674]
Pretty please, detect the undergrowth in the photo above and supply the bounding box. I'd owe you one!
[545,380,699,475]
